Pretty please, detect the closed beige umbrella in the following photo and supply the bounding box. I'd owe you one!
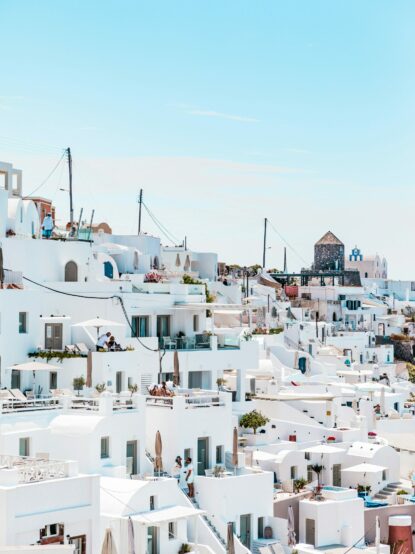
[0,244,4,286]
[86,351,93,388]
[175,253,181,268]
[184,254,191,272]
[101,528,117,554]
[227,522,235,554]
[155,430,163,475]
[173,350,180,387]
[232,427,238,468]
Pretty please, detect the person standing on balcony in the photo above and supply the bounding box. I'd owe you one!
[96,331,111,351]
[185,457,194,498]
[42,212,54,239]
[171,456,182,483]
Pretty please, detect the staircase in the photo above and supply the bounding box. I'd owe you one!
[373,482,403,501]
[190,497,227,548]
[252,540,282,554]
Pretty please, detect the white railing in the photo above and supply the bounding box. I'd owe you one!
[0,455,67,483]
[0,397,61,413]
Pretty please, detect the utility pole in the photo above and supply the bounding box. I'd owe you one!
[283,247,287,273]
[66,147,74,232]
[137,189,143,234]
[262,217,268,269]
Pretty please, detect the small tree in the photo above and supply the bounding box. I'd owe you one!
[216,377,227,390]
[311,464,324,486]
[239,410,270,434]
[73,376,86,396]
[128,383,138,396]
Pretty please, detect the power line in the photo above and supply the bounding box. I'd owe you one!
[142,201,180,246]
[22,151,67,199]
[267,219,308,267]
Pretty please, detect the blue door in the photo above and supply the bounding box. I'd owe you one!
[104,261,113,279]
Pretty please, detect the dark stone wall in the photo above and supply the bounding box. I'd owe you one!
[314,244,345,271]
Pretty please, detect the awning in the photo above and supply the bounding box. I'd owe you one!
[9,361,61,371]
[131,505,205,526]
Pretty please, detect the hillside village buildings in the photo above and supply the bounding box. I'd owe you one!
[2,160,415,554]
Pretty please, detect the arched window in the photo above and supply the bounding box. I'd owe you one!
[65,261,78,282]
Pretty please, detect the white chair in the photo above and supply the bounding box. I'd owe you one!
[163,337,177,350]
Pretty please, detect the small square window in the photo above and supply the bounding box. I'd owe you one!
[168,521,176,540]
[100,437,110,459]
[19,437,30,457]
[19,312,28,334]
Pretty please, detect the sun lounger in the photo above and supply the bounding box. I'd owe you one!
[10,389,30,403]
[258,547,272,554]
[65,345,77,353]
[270,544,285,554]
[75,343,90,356]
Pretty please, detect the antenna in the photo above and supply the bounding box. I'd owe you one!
[66,147,74,231]
[137,189,143,234]
[262,218,268,269]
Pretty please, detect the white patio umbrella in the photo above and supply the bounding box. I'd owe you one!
[375,515,380,554]
[73,317,124,339]
[380,386,386,417]
[287,505,296,547]
[9,361,61,396]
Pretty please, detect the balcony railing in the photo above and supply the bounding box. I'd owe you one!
[0,455,68,483]
[146,391,226,409]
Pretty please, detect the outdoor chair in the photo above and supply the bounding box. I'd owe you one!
[10,389,31,404]
[75,343,90,356]
[64,345,77,353]
[162,337,177,350]
[258,548,272,554]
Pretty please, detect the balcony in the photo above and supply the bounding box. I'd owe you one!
[160,334,241,351]
[145,390,228,409]
[0,454,76,485]
[132,282,205,296]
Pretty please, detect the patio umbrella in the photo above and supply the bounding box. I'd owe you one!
[101,528,117,554]
[9,361,61,394]
[227,522,235,554]
[232,427,238,468]
[73,317,124,339]
[154,430,163,474]
[0,243,4,285]
[287,505,296,547]
[128,516,135,554]
[175,253,181,268]
[183,254,191,272]
[380,387,386,416]
[86,351,93,388]
[375,516,380,554]
[173,350,180,386]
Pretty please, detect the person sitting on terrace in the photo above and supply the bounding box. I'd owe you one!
[96,331,111,351]
[107,335,121,351]
[149,382,174,397]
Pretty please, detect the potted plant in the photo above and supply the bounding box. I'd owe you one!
[73,376,86,396]
[239,410,270,435]
[368,431,377,441]
[294,477,308,493]
[311,464,324,487]
[216,377,227,391]
[213,465,225,478]
[95,383,106,394]
[178,544,192,554]
[128,383,138,398]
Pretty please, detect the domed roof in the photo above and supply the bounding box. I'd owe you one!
[315,231,343,246]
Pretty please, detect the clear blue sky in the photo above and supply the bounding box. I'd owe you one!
[1,1,414,277]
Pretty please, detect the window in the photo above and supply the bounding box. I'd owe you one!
[307,465,313,483]
[156,315,170,338]
[100,437,110,459]
[216,445,224,464]
[149,495,156,511]
[184,448,191,461]
[131,316,149,337]
[50,371,58,390]
[19,437,30,457]
[290,466,297,479]
[193,314,199,332]
[11,370,21,389]
[19,312,28,333]
[304,452,310,461]
[168,521,176,540]
[382,469,387,481]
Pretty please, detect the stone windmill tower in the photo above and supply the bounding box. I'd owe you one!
[314,231,345,271]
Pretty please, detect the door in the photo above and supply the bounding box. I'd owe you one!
[147,526,158,554]
[103,261,114,279]
[69,535,86,554]
[298,357,306,374]
[305,518,315,546]
[156,315,170,338]
[240,514,251,549]
[50,371,58,390]
[126,440,138,476]
[333,464,342,487]
[197,437,209,476]
[116,371,123,393]
[45,323,63,350]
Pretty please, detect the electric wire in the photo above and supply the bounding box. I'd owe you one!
[267,219,308,267]
[142,202,180,246]
[22,151,67,199]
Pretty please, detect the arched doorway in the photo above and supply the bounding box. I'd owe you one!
[65,261,78,282]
